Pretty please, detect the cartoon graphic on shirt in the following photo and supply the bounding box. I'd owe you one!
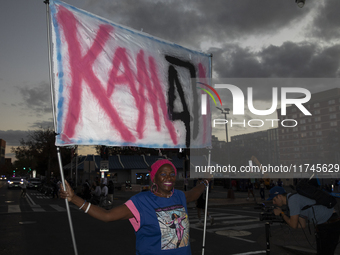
[155,205,190,250]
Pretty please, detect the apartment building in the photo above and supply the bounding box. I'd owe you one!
[277,88,340,166]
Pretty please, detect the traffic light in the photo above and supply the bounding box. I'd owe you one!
[23,167,26,170]
[100,147,104,159]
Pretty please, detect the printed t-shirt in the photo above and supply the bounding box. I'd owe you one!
[125,189,191,255]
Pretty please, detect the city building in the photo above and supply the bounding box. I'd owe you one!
[277,88,340,167]
[0,139,6,165]
[230,128,280,167]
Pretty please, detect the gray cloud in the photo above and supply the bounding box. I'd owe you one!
[211,41,340,79]
[310,0,340,40]
[0,119,54,147]
[19,82,52,115]
[84,0,316,49]
[29,120,54,130]
[0,130,29,146]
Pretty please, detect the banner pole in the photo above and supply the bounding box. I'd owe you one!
[202,53,213,255]
[202,148,211,255]
[44,0,57,129]
[57,147,78,255]
[44,1,78,255]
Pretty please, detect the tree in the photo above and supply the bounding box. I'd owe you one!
[94,145,160,157]
[11,128,72,179]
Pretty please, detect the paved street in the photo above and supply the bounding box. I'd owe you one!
[1,181,340,255]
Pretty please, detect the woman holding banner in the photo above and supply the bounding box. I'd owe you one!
[60,159,209,255]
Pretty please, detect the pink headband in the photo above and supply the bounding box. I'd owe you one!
[150,159,177,181]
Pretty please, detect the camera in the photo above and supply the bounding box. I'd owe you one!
[255,203,286,223]
[259,212,285,223]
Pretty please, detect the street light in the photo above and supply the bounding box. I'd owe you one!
[216,107,234,199]
[216,107,230,142]
[295,0,305,8]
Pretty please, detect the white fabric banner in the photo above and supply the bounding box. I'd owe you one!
[50,0,212,148]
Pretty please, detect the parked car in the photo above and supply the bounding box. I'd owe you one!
[8,177,25,189]
[0,175,7,181]
[28,178,42,189]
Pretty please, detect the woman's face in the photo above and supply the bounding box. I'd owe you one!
[154,164,176,194]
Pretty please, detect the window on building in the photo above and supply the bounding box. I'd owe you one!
[330,114,337,119]
[328,99,335,105]
[330,121,337,127]
[329,106,336,112]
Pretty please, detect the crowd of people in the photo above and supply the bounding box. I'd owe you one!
[78,178,115,206]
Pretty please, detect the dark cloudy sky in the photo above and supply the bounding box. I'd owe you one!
[1,0,339,160]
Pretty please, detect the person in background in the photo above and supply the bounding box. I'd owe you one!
[82,179,91,200]
[21,178,28,198]
[268,186,340,255]
[277,179,283,187]
[108,180,114,203]
[91,181,101,205]
[246,179,255,201]
[101,179,108,197]
[52,178,59,199]
[59,159,210,255]
[259,180,265,200]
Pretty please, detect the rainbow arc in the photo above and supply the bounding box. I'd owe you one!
[196,82,222,106]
